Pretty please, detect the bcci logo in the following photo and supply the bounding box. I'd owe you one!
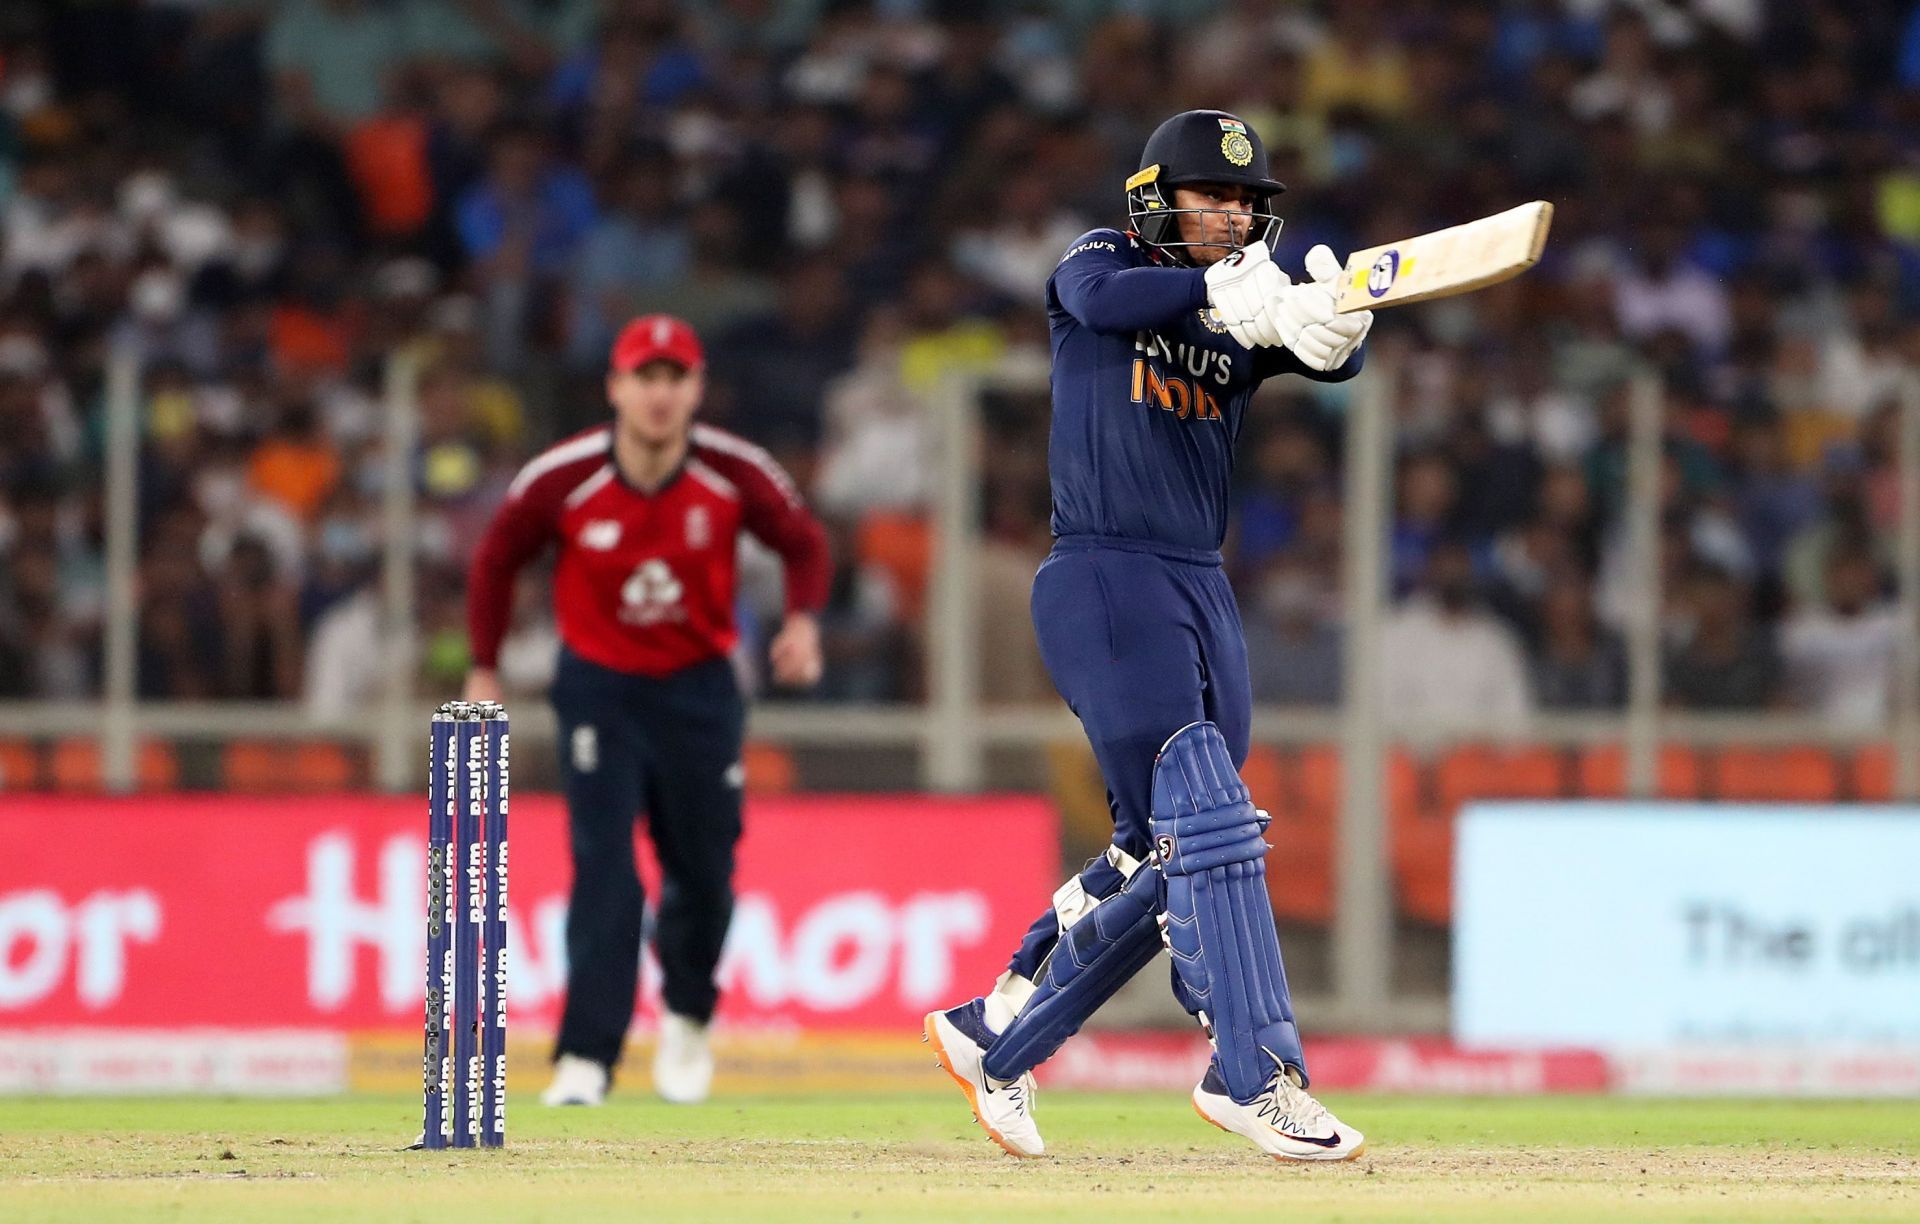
[1221,132,1253,168]
[1367,250,1401,298]
[1197,307,1228,335]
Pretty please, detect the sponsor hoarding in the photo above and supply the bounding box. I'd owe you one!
[1455,803,1920,1050]
[0,794,1056,1034]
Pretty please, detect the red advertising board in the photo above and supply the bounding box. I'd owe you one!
[0,794,1057,1033]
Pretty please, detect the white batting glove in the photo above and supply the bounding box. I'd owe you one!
[1288,244,1372,372]
[1203,241,1287,349]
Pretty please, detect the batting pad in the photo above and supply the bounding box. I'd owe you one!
[1153,721,1304,1103]
[980,854,1163,1082]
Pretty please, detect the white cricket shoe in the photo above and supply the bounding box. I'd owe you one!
[653,1012,714,1104]
[540,1053,608,1107]
[923,1000,1044,1158]
[1193,1058,1366,1162]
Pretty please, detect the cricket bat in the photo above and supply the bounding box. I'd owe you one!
[1334,201,1553,314]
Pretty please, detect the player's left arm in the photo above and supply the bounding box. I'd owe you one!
[717,438,830,688]
[1252,338,1367,384]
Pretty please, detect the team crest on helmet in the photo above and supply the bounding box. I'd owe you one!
[1221,132,1254,167]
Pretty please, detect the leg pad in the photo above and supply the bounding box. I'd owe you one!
[981,853,1162,1082]
[1153,721,1304,1103]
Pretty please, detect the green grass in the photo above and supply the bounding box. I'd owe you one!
[1,1093,1915,1222]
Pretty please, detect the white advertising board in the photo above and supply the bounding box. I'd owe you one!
[1454,805,1920,1050]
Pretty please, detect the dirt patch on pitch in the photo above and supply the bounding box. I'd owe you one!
[1357,1144,1918,1184]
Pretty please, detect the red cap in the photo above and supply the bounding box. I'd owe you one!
[610,314,704,372]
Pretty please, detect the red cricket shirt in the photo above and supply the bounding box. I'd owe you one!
[467,423,830,677]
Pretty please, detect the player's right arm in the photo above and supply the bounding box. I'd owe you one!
[1049,230,1210,334]
[464,449,579,699]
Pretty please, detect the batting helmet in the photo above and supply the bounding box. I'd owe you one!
[1126,110,1286,265]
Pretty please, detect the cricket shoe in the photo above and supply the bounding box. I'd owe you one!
[653,1012,714,1104]
[923,999,1044,1157]
[1192,1057,1366,1162]
[540,1053,609,1106]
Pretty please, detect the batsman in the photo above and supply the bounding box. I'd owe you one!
[926,110,1372,1161]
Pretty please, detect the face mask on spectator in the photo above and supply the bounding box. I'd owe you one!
[2,70,52,119]
[131,268,185,323]
[120,172,178,223]
[163,209,235,271]
[196,468,245,518]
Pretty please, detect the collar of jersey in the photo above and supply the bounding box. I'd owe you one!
[611,452,688,498]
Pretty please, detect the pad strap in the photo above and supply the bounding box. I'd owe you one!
[1052,844,1143,932]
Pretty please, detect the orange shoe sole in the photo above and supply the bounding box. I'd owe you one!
[923,1014,1040,1159]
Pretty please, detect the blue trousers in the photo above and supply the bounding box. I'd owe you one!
[550,649,744,1068]
[1008,538,1251,982]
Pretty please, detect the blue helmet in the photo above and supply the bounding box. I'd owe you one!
[1126,109,1286,266]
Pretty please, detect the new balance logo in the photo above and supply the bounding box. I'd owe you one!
[579,520,621,550]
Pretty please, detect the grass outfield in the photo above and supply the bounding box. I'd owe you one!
[2,1092,1915,1222]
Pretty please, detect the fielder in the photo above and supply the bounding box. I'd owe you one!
[467,315,828,1106]
[925,110,1373,1161]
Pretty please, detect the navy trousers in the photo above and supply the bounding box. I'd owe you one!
[549,648,745,1068]
[1008,537,1252,982]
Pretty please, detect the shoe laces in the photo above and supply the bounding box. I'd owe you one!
[1254,1064,1331,1136]
[987,1071,1036,1116]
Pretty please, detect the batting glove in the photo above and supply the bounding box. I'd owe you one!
[1288,244,1372,372]
[1204,241,1287,349]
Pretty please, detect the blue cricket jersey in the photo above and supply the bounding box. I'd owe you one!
[1044,228,1364,557]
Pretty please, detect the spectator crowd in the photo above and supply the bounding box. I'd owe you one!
[0,0,1917,733]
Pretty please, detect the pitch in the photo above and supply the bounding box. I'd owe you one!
[3,1092,1914,1222]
